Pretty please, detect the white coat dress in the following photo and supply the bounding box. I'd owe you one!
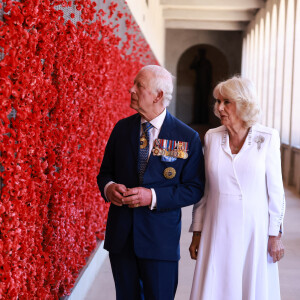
[189,124,285,300]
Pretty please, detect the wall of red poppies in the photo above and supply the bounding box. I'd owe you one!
[0,0,157,298]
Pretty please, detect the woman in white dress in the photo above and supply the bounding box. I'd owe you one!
[189,76,285,300]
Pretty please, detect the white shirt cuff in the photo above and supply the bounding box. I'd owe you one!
[150,188,157,210]
[104,181,115,201]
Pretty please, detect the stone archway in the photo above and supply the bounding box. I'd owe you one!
[176,44,229,129]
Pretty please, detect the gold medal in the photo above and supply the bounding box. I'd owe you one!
[163,167,176,179]
[182,152,188,159]
[178,151,185,159]
[140,135,147,149]
[153,148,161,156]
[162,149,169,156]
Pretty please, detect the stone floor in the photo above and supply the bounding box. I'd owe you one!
[85,186,300,300]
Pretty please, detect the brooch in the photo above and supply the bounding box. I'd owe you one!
[254,135,265,150]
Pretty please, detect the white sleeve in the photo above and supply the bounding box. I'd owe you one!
[266,130,285,236]
[189,182,208,232]
[189,132,209,232]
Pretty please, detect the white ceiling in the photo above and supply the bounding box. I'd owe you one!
[160,0,266,31]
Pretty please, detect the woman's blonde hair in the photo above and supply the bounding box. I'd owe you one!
[213,76,261,127]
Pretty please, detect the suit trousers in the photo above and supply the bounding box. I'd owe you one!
[109,232,178,300]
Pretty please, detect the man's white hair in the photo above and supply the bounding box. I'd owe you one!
[140,65,174,107]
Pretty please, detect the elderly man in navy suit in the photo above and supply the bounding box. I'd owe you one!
[97,65,205,300]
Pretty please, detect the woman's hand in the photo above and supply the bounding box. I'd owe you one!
[268,233,284,263]
[189,232,201,260]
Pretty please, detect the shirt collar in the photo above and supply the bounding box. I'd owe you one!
[141,109,166,130]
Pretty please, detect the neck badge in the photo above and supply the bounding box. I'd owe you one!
[140,134,147,149]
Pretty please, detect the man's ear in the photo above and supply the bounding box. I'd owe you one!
[154,90,163,103]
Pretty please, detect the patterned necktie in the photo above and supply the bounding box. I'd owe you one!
[138,122,154,184]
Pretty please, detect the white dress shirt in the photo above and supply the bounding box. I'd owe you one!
[104,109,167,209]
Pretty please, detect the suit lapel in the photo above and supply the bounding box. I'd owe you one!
[129,114,141,173]
[221,129,232,157]
[158,110,175,140]
[238,127,253,155]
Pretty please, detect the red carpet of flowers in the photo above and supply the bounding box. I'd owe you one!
[0,0,157,298]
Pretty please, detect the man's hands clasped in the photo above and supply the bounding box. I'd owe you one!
[122,187,152,208]
[106,183,152,208]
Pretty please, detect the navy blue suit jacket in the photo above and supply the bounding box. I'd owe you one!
[97,111,205,261]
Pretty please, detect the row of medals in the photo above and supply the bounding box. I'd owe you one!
[140,135,188,159]
[152,147,188,159]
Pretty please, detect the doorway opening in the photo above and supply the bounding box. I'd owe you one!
[176,44,229,138]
